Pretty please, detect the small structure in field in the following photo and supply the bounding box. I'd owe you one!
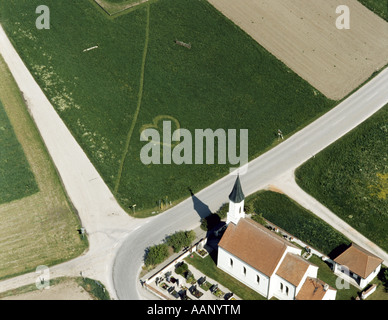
[174,40,191,49]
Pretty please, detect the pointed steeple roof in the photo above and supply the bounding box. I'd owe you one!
[229,175,245,203]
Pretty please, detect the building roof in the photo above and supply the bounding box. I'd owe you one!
[228,176,245,203]
[276,253,315,287]
[296,277,335,300]
[334,243,383,279]
[218,218,298,276]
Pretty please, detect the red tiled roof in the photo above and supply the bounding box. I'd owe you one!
[334,243,383,279]
[218,218,298,276]
[276,253,315,287]
[296,277,335,300]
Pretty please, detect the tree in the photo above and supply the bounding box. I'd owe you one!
[166,230,196,253]
[175,262,188,275]
[144,243,169,266]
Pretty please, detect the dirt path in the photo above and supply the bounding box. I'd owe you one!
[208,0,388,100]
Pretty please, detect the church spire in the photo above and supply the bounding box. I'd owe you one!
[229,175,245,203]
[226,176,246,225]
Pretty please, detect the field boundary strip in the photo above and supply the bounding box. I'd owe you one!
[114,3,150,194]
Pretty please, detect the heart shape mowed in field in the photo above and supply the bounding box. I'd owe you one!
[139,115,181,147]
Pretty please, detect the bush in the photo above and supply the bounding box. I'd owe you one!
[144,243,169,266]
[215,203,228,220]
[166,230,196,253]
[252,213,266,226]
[175,262,189,275]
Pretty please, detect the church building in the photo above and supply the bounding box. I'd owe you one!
[217,176,337,300]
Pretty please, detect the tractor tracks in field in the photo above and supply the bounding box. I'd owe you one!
[114,3,150,194]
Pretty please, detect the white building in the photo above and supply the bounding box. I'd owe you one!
[333,243,383,289]
[217,176,337,300]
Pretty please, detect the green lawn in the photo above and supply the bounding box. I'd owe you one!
[0,99,38,204]
[0,0,335,216]
[296,105,388,252]
[247,191,351,256]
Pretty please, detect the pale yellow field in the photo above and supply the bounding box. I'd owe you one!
[0,55,87,280]
[208,0,388,100]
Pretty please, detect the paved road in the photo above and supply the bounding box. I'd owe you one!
[113,67,388,299]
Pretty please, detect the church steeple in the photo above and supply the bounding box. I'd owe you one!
[229,175,245,203]
[226,176,246,225]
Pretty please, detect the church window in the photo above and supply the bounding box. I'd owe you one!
[286,286,289,295]
[256,275,260,284]
[243,266,246,276]
[280,283,283,292]
[230,258,233,268]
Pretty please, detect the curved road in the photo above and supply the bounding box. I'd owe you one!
[113,67,388,299]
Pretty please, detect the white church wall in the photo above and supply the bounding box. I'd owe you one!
[217,247,269,298]
[270,275,296,300]
[226,200,245,225]
[323,288,337,300]
[364,264,381,288]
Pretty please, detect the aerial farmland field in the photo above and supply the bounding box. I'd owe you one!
[0,0,345,216]
[0,99,38,204]
[0,56,87,280]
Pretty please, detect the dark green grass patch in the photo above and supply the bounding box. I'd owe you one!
[0,100,38,204]
[247,191,351,256]
[358,0,388,21]
[296,105,388,252]
[0,0,335,216]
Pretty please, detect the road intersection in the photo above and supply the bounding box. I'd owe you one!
[0,23,387,300]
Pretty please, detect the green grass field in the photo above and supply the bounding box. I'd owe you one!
[246,191,351,256]
[296,105,388,253]
[0,100,38,204]
[0,0,336,216]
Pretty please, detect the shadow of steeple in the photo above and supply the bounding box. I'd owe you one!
[189,188,212,219]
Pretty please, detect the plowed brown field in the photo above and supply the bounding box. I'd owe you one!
[208,0,388,100]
